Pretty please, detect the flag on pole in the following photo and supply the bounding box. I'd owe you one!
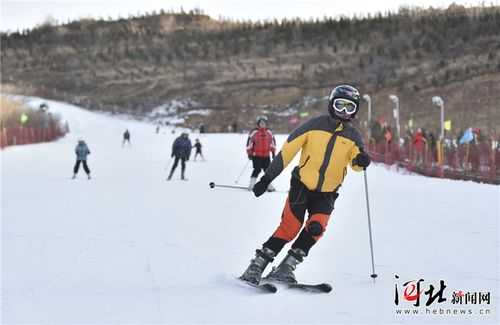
[444,120,451,131]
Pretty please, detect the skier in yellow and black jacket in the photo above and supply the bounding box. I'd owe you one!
[240,84,372,285]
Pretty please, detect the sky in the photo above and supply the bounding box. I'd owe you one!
[1,0,499,32]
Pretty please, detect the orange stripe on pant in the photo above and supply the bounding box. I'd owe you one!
[272,198,303,241]
[305,213,330,241]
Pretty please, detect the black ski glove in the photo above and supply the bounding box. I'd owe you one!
[248,154,253,160]
[253,175,272,197]
[352,151,371,168]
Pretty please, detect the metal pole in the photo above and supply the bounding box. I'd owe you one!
[235,159,251,184]
[368,98,372,141]
[363,94,372,127]
[440,102,444,140]
[432,96,445,140]
[363,94,372,141]
[368,98,372,126]
[396,100,400,139]
[363,169,377,280]
[389,94,400,139]
[209,182,249,191]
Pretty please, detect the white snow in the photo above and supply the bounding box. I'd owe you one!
[148,98,210,126]
[1,97,499,324]
[184,109,212,116]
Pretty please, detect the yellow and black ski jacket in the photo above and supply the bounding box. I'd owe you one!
[265,115,364,192]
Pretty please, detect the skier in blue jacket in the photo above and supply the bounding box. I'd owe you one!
[73,139,91,179]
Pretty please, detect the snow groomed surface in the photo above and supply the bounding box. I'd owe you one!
[1,97,498,324]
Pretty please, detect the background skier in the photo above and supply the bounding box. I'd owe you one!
[72,139,91,179]
[246,116,276,190]
[240,85,371,285]
[167,132,192,181]
[122,129,131,147]
[193,138,205,161]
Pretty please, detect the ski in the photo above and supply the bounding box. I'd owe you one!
[288,282,332,293]
[238,278,277,293]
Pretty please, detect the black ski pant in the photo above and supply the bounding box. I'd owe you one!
[263,177,339,255]
[169,156,187,177]
[74,160,90,174]
[194,150,204,161]
[251,156,271,178]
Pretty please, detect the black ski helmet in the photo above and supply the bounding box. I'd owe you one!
[256,115,268,126]
[328,84,361,121]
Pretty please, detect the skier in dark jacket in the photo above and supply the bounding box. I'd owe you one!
[72,139,91,179]
[240,85,371,286]
[167,132,192,180]
[122,129,131,147]
[193,138,205,161]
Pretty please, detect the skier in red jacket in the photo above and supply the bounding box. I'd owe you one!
[246,116,276,191]
[413,128,427,165]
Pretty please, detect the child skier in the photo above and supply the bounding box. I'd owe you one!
[72,139,91,179]
[167,132,192,181]
[193,139,205,161]
[240,85,371,285]
[246,116,276,191]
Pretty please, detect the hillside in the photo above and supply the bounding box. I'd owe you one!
[1,5,500,133]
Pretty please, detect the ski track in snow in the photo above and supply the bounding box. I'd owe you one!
[1,97,499,324]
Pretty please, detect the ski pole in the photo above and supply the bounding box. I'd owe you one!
[209,182,249,191]
[235,160,251,184]
[363,168,378,281]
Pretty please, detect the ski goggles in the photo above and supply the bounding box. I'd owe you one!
[332,98,357,115]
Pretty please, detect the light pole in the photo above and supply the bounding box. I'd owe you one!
[389,94,400,138]
[363,94,372,127]
[432,96,445,140]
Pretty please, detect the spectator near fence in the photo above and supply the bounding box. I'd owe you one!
[384,126,393,145]
[428,132,437,165]
[370,120,383,145]
[413,128,427,166]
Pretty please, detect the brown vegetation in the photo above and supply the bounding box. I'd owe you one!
[1,5,499,133]
[0,95,60,128]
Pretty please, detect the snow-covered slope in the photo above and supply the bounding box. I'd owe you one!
[1,97,498,324]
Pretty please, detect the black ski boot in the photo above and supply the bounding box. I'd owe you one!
[265,248,306,284]
[240,247,276,285]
